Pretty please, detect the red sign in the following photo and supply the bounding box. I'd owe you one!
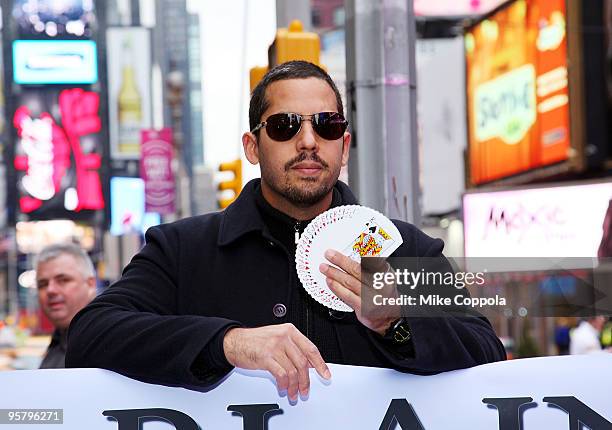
[12,88,105,217]
[140,128,175,215]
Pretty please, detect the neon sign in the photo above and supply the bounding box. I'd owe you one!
[13,88,105,216]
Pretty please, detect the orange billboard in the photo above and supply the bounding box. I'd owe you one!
[466,0,570,185]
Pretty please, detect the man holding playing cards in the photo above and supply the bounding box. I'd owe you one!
[67,61,505,401]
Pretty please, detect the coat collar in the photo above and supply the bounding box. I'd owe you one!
[218,178,358,247]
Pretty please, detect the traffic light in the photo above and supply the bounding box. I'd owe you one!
[249,66,268,93]
[269,20,320,66]
[218,159,242,209]
[249,20,321,90]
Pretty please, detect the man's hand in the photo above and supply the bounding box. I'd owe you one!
[223,324,331,401]
[320,250,400,336]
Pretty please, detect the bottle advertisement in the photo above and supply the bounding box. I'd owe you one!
[106,27,152,160]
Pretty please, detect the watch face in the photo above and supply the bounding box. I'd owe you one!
[392,321,412,345]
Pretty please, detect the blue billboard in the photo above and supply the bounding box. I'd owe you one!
[13,40,98,84]
[110,177,160,236]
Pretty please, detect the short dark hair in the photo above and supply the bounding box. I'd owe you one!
[249,60,344,132]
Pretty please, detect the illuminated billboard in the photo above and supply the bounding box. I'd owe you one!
[11,0,96,38]
[110,177,160,236]
[9,88,106,221]
[414,0,506,16]
[107,27,152,159]
[466,0,571,184]
[463,181,612,258]
[13,40,98,85]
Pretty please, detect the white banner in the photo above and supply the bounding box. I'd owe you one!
[0,355,611,429]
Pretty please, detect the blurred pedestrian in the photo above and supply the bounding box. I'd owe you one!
[570,316,607,355]
[554,317,572,355]
[36,243,96,368]
[601,317,612,349]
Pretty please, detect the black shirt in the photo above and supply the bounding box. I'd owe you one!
[254,185,345,363]
[40,329,67,369]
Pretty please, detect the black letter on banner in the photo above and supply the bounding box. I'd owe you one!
[544,396,612,430]
[378,399,425,430]
[103,408,200,430]
[482,397,535,430]
[227,404,283,430]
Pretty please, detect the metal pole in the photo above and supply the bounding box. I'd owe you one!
[167,72,190,219]
[346,0,421,226]
[276,0,312,30]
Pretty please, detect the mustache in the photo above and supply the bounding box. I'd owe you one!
[284,152,329,171]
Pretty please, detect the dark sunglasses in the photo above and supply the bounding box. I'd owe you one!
[251,112,348,142]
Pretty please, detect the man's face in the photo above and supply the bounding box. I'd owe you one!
[36,254,95,331]
[591,316,607,332]
[245,77,350,208]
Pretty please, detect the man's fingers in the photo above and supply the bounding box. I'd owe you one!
[275,354,300,401]
[320,262,362,296]
[324,250,361,279]
[266,359,289,392]
[285,340,311,397]
[291,331,331,380]
[361,256,390,274]
[327,277,361,312]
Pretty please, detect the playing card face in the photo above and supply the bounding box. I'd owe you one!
[342,219,396,261]
[295,205,403,312]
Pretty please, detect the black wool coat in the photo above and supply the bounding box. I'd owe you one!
[66,179,505,387]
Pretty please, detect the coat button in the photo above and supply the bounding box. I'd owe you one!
[273,303,287,318]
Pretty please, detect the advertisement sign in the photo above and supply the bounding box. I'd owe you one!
[11,0,96,38]
[417,37,466,215]
[463,181,612,258]
[140,128,175,215]
[0,356,611,428]
[10,88,106,221]
[106,27,152,160]
[110,177,160,236]
[12,40,98,85]
[466,0,571,184]
[414,0,506,16]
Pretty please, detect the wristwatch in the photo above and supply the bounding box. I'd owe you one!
[382,318,412,346]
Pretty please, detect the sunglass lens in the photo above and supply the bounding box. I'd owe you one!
[266,113,300,141]
[314,112,347,140]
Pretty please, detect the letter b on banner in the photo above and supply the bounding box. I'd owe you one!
[103,409,199,430]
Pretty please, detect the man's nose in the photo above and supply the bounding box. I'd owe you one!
[46,281,60,295]
[295,119,319,152]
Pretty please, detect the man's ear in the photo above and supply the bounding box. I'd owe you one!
[242,132,260,165]
[86,277,96,300]
[341,132,351,167]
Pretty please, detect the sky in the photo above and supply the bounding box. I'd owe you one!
[187,0,277,183]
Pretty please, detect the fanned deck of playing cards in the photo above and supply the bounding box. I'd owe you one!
[295,205,403,312]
